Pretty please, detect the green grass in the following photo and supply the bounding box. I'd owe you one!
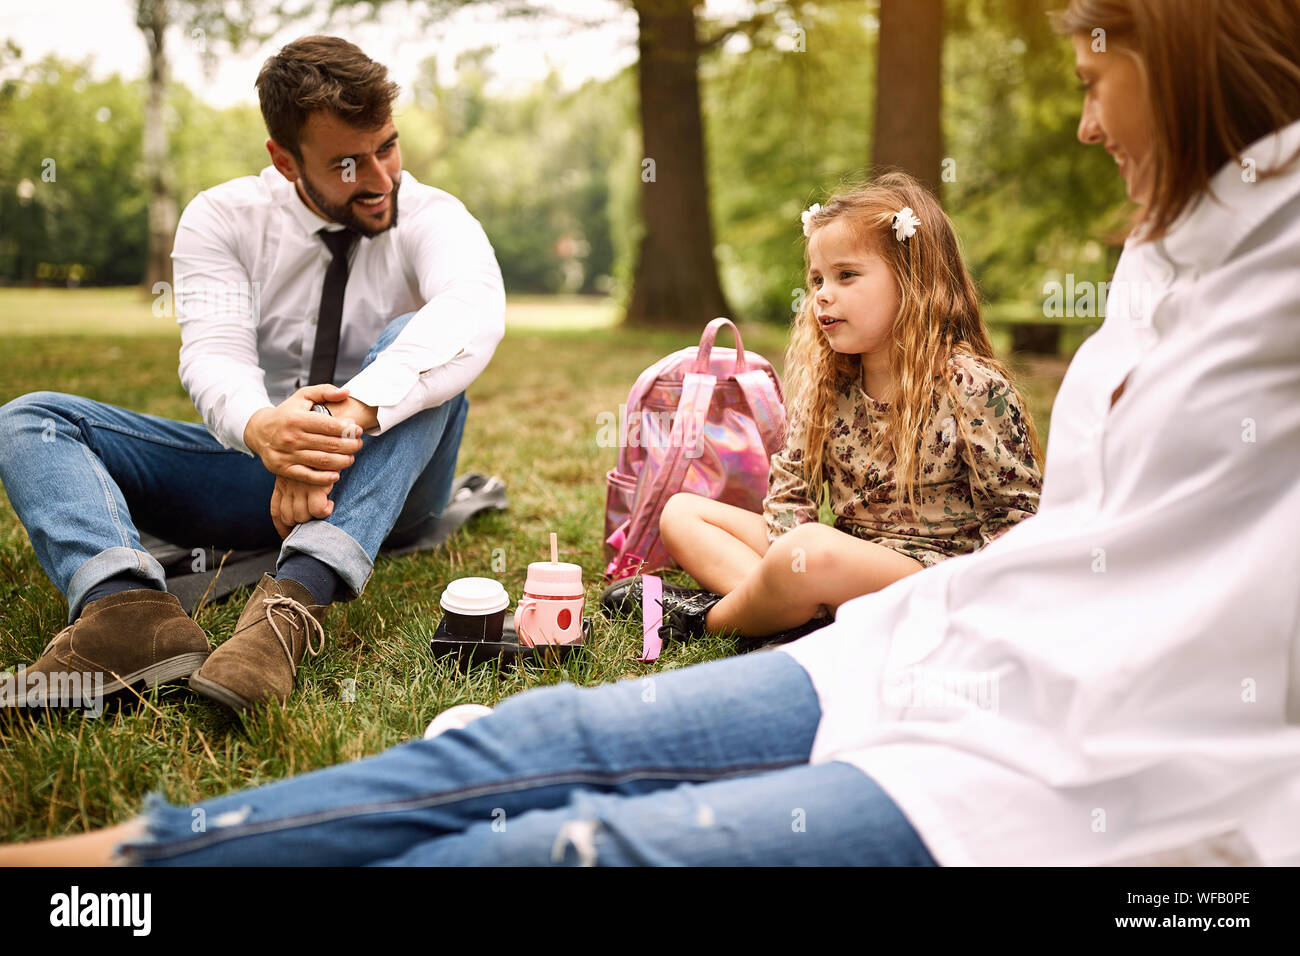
[0,288,1065,841]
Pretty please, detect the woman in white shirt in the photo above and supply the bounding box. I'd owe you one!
[3,0,1299,866]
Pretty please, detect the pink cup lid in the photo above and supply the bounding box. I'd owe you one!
[440,577,510,615]
[523,561,583,596]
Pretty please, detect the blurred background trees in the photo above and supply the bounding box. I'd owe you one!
[0,0,1130,323]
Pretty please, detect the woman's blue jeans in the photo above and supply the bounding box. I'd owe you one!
[0,312,466,622]
[113,650,938,866]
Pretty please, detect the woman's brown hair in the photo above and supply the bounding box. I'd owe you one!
[788,172,1044,514]
[1051,0,1300,239]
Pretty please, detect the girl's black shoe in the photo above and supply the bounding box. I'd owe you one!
[599,574,718,619]
[657,589,726,642]
[599,574,724,642]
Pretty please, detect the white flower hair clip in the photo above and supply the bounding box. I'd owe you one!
[800,203,822,237]
[892,206,921,242]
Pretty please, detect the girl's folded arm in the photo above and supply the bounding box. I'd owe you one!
[953,370,1044,547]
[762,439,822,542]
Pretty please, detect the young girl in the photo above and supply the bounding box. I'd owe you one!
[604,172,1045,642]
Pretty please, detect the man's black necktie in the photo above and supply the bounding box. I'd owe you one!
[311,227,360,386]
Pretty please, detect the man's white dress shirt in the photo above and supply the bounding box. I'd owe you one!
[783,118,1300,866]
[172,166,506,456]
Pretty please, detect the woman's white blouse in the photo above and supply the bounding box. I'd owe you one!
[781,118,1300,866]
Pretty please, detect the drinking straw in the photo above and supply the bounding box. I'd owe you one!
[550,532,559,565]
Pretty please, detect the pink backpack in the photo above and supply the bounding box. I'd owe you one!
[603,317,788,581]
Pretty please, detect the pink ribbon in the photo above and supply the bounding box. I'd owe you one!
[637,574,664,662]
[605,551,644,582]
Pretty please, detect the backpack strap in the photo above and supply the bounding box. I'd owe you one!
[637,574,664,662]
[617,355,680,475]
[732,368,788,456]
[604,370,717,579]
[698,317,786,454]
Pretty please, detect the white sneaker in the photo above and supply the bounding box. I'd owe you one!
[422,703,495,739]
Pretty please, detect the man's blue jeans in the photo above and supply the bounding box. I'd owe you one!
[113,650,938,866]
[0,312,466,623]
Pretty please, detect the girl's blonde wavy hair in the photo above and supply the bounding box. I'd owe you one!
[787,171,1044,513]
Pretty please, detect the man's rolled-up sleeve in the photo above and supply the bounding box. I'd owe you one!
[174,192,274,458]
[343,198,506,435]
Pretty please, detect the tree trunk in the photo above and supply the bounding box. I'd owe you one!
[140,0,177,291]
[872,0,944,196]
[625,0,731,329]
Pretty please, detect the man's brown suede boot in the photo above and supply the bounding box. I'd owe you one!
[4,589,210,709]
[188,574,328,712]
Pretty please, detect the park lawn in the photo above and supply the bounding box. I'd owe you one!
[0,287,1065,841]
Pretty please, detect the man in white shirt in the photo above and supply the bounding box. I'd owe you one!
[0,36,506,712]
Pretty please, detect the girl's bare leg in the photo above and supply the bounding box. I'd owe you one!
[0,819,144,867]
[659,493,771,595]
[705,522,925,637]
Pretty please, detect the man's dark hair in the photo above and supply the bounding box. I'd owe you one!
[256,35,400,159]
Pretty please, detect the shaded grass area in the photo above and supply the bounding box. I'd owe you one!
[0,291,1065,841]
[0,287,179,337]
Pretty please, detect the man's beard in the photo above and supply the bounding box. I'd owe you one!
[298,168,401,238]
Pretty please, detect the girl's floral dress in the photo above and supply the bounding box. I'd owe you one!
[764,352,1043,568]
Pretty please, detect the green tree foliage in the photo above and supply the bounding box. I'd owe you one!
[0,58,148,285]
[942,0,1131,306]
[701,3,875,322]
[699,0,1132,322]
[0,48,630,296]
[0,54,265,285]
[1,2,1133,317]
[168,88,268,204]
[400,50,635,295]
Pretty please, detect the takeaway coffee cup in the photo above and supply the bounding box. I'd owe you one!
[439,577,509,642]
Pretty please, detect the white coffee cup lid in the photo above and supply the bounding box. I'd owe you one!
[439,577,510,615]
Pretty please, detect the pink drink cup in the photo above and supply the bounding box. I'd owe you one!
[516,561,584,648]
